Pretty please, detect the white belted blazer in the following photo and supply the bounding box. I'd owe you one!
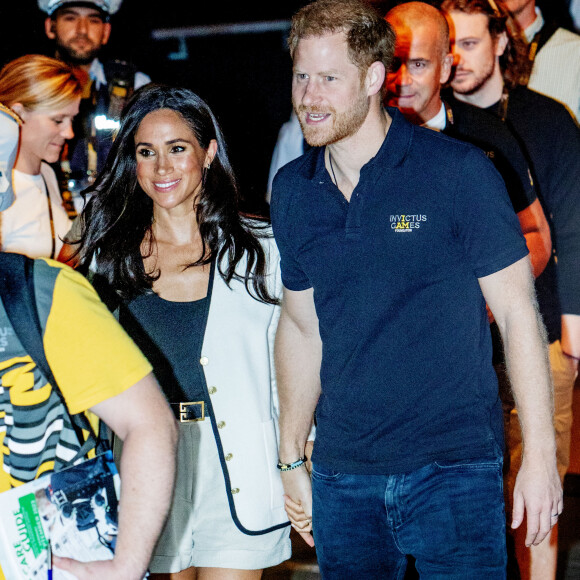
[199,232,289,534]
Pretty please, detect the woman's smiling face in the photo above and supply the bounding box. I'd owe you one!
[17,98,79,174]
[135,108,216,214]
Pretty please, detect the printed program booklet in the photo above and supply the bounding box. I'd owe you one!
[0,451,120,580]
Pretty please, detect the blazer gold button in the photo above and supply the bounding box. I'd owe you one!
[225,453,233,461]
[200,356,209,366]
[209,386,217,394]
[231,488,240,494]
[217,421,226,429]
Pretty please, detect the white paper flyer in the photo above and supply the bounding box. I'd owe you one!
[0,451,120,580]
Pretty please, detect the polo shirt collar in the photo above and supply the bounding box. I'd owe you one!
[309,107,413,183]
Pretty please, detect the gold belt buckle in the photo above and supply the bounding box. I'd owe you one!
[179,401,205,423]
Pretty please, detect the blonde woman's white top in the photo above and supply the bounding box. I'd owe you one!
[0,162,71,258]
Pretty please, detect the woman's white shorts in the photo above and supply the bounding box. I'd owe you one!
[148,420,291,573]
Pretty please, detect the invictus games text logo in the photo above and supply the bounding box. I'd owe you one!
[390,214,427,232]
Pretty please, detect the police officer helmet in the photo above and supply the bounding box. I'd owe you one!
[38,0,123,17]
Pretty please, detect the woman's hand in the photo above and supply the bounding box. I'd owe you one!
[282,467,315,547]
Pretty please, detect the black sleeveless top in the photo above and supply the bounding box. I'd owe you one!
[120,292,209,404]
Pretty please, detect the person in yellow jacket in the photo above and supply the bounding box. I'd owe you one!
[0,256,177,579]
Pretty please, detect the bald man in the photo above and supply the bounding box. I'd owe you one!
[385,6,559,577]
[385,2,551,280]
[385,2,453,125]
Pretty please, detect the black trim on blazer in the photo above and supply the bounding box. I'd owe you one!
[196,259,290,536]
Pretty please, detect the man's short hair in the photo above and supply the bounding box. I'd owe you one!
[439,0,531,89]
[288,0,396,74]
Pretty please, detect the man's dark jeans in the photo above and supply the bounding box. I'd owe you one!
[311,455,507,579]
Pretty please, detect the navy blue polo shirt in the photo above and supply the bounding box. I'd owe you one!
[271,108,529,475]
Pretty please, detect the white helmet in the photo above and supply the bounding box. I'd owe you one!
[0,105,21,212]
[38,0,123,16]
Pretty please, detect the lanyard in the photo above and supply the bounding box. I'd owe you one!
[445,103,454,126]
[521,19,559,87]
[498,86,510,122]
[520,30,543,87]
[41,174,56,260]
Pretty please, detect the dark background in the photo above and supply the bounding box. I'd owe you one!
[0,0,574,214]
[0,0,311,214]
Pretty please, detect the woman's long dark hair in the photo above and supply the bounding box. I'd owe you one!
[75,83,278,305]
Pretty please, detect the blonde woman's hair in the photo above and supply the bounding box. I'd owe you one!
[0,54,81,113]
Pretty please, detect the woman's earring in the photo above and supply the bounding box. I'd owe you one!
[202,164,210,187]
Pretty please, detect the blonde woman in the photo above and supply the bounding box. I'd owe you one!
[0,55,80,258]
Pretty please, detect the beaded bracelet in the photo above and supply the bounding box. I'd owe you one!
[277,457,307,471]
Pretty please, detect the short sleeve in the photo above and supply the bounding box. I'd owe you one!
[270,170,313,291]
[489,130,536,214]
[453,148,529,278]
[39,260,152,415]
[448,99,536,214]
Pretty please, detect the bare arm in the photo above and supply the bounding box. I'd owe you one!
[275,286,322,547]
[479,256,562,547]
[486,199,551,325]
[54,373,178,579]
[561,314,580,363]
[57,214,83,268]
[516,198,552,278]
[56,240,81,268]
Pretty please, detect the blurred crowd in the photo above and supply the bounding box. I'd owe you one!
[0,1,578,579]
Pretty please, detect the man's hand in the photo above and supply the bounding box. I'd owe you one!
[281,466,314,547]
[511,453,563,547]
[53,555,141,580]
[275,286,321,549]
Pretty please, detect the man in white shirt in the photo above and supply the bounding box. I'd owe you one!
[504,0,580,122]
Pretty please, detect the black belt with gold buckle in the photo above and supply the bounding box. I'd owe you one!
[170,401,205,422]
